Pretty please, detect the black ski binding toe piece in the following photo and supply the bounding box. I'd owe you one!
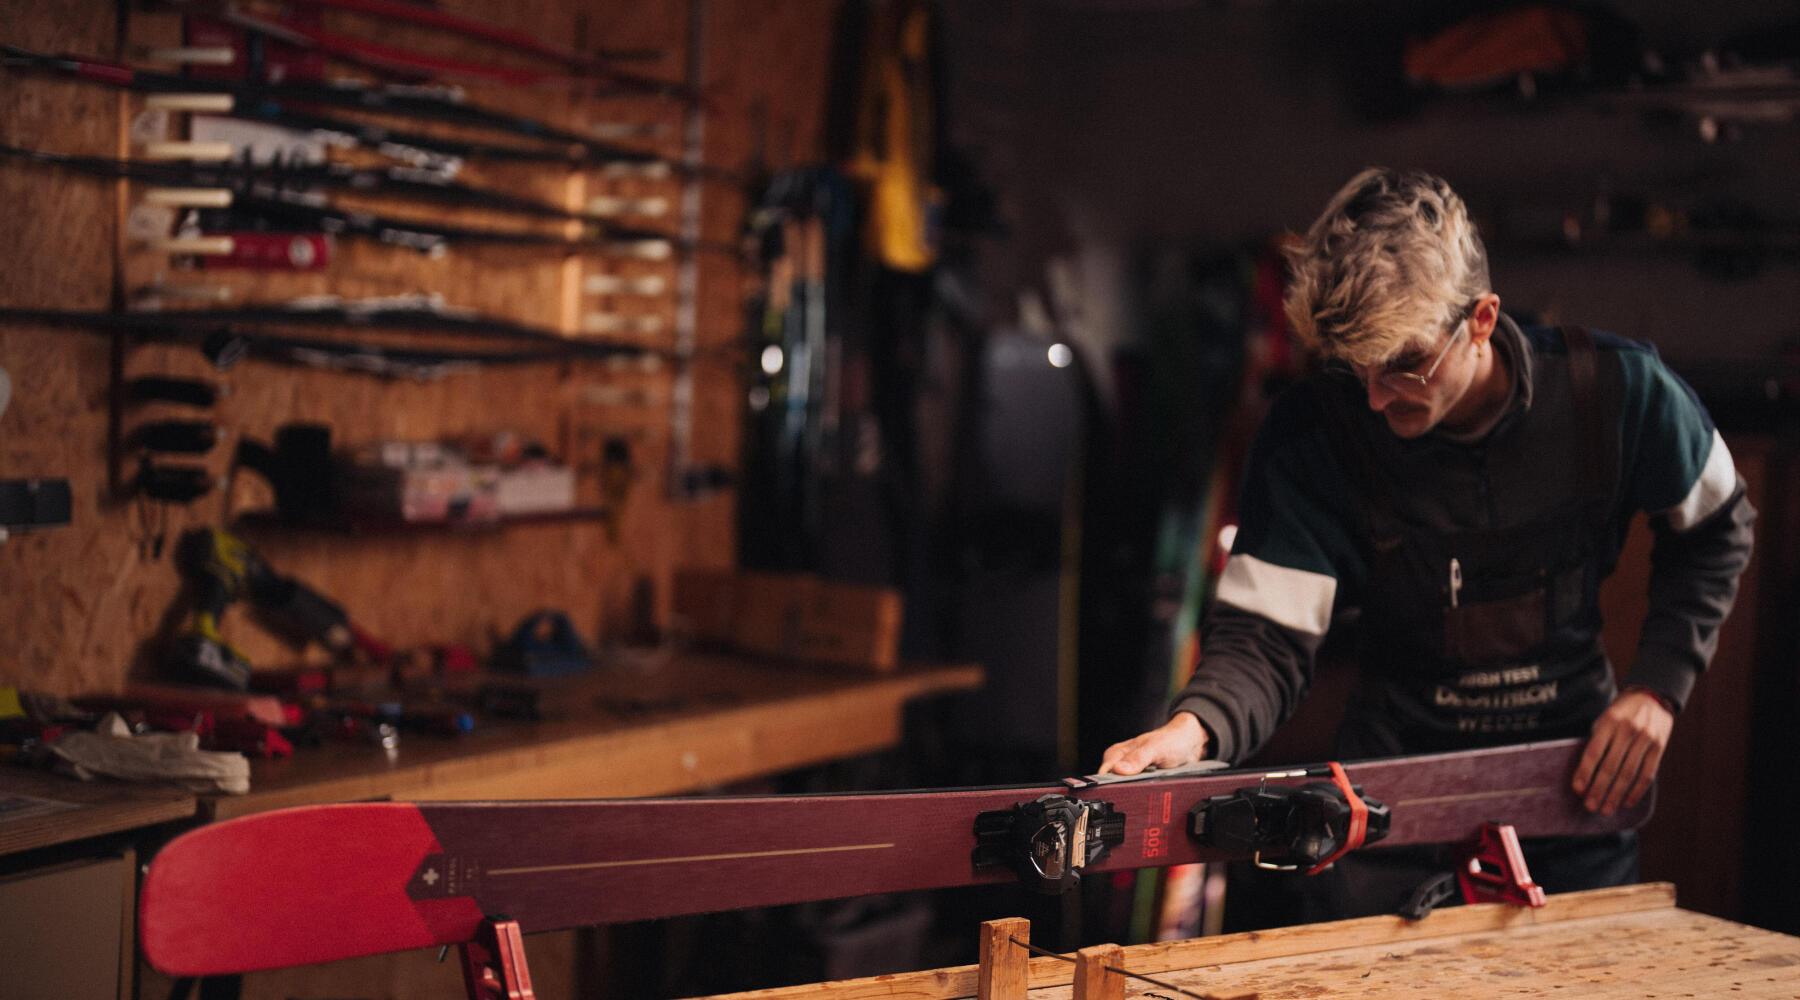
[972,794,1126,894]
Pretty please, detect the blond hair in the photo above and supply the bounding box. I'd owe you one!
[1282,168,1490,365]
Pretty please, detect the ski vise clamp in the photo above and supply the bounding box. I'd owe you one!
[459,916,535,1000]
[1189,762,1391,873]
[1459,821,1546,908]
[972,794,1126,894]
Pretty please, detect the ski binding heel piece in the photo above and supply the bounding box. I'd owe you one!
[1188,762,1391,872]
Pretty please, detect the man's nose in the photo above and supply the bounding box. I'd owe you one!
[1364,376,1397,410]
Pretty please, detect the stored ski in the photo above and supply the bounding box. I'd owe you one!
[0,46,673,171]
[138,738,1650,976]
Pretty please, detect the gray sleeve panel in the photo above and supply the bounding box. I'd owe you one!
[1630,478,1756,711]
[1170,602,1326,765]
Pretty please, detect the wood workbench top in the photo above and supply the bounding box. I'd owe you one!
[1,655,981,849]
[0,765,195,857]
[205,653,983,820]
[689,883,1800,1000]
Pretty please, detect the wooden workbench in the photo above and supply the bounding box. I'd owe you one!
[3,654,980,843]
[0,766,194,857]
[688,883,1799,1000]
[105,654,980,1000]
[203,653,983,820]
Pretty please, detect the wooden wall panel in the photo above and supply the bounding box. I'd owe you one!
[0,0,844,695]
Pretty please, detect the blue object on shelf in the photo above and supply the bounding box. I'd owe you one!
[493,610,593,676]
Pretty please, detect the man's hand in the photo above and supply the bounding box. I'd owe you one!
[1572,688,1674,815]
[1099,712,1211,776]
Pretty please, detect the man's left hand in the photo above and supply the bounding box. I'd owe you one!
[1572,688,1674,815]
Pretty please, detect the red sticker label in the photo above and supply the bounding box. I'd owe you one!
[1142,825,1165,859]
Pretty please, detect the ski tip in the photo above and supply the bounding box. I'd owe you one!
[139,802,482,975]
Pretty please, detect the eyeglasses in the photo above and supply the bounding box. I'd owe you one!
[1328,305,1473,395]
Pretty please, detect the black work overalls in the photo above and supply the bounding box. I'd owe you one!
[1328,327,1622,758]
[1233,328,1639,926]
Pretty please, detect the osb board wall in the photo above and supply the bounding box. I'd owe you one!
[0,0,842,694]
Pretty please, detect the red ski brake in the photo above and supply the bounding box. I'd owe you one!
[460,917,535,1000]
[1457,821,1547,908]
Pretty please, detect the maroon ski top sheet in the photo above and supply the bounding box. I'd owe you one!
[139,738,1649,975]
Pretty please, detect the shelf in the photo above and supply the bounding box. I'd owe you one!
[231,506,614,535]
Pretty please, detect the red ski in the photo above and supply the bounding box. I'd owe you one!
[139,738,1649,976]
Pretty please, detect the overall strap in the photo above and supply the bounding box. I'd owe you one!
[1559,326,1609,500]
[1310,378,1401,546]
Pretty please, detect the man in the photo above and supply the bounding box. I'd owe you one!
[1100,167,1755,917]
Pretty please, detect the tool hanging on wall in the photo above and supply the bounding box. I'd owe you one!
[166,194,671,257]
[1,143,676,258]
[232,0,668,79]
[181,2,694,99]
[37,40,667,151]
[118,366,226,555]
[187,329,622,379]
[0,145,660,224]
[0,298,703,379]
[0,294,671,353]
[134,459,213,504]
[127,374,224,408]
[129,419,220,454]
[0,46,682,176]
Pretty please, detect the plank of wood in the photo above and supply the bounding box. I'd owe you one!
[1073,943,1124,1000]
[686,884,1681,1000]
[1124,881,1679,977]
[978,918,1030,1000]
[201,657,982,820]
[1133,891,1800,999]
[0,768,195,856]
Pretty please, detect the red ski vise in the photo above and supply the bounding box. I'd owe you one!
[459,917,535,1000]
[1457,821,1547,909]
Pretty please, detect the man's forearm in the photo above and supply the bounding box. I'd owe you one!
[1632,483,1755,709]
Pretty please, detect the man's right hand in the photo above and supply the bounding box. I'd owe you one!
[1098,711,1211,775]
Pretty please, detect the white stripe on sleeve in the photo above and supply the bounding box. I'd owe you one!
[1663,429,1737,532]
[1213,553,1337,636]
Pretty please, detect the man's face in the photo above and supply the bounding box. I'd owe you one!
[1339,316,1475,439]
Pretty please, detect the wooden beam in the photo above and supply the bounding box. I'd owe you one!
[978,918,1030,1000]
[685,883,1680,1000]
[1072,944,1123,1000]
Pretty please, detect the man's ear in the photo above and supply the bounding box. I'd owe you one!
[1469,293,1502,344]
